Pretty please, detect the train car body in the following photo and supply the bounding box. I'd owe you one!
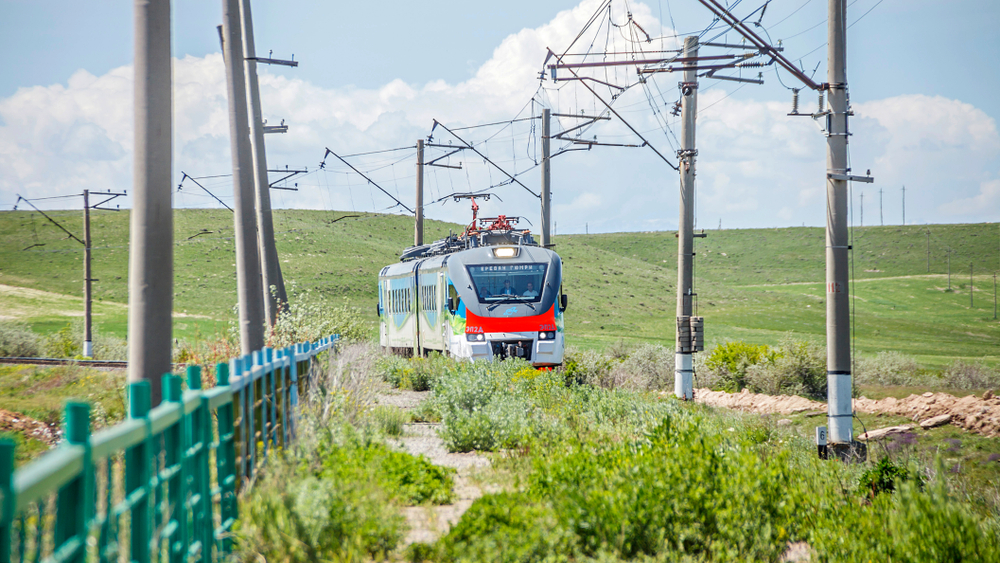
[377,207,566,367]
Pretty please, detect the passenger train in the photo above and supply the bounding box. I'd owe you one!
[377,199,567,367]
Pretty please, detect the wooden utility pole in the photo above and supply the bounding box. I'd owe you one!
[240,0,287,326]
[223,0,265,353]
[83,190,93,358]
[971,264,974,308]
[415,139,424,246]
[129,0,173,406]
[674,35,699,401]
[859,192,863,227]
[541,108,552,248]
[901,185,905,225]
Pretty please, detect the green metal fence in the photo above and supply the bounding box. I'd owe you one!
[0,335,337,563]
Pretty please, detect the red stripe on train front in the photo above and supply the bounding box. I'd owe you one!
[465,305,557,333]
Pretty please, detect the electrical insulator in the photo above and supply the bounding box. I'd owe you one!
[791,88,800,114]
[818,90,825,113]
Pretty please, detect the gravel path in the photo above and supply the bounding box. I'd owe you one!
[374,390,492,546]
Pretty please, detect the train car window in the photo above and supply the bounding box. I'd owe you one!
[467,263,547,303]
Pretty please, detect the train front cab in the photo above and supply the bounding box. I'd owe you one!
[445,245,567,367]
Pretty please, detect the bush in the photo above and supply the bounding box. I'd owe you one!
[0,321,41,357]
[560,347,616,387]
[235,466,405,562]
[436,492,572,563]
[705,340,779,391]
[378,352,455,391]
[858,456,924,500]
[855,351,922,386]
[939,360,1000,390]
[609,343,675,391]
[43,323,79,358]
[745,338,826,398]
[267,284,372,346]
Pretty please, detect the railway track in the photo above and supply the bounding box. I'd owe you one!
[0,357,129,369]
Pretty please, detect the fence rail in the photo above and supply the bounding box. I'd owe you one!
[0,335,338,563]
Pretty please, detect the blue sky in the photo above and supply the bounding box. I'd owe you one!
[1,0,998,232]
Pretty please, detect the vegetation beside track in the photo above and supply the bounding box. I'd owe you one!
[1,209,997,366]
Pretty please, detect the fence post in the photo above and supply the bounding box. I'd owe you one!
[288,345,299,441]
[185,366,212,563]
[54,402,91,563]
[266,348,277,450]
[215,363,237,555]
[1,439,15,563]
[162,374,186,563]
[126,383,152,563]
[278,348,289,447]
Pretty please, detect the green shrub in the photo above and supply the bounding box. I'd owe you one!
[268,284,372,346]
[560,347,616,387]
[609,343,674,391]
[436,492,572,563]
[858,456,924,500]
[939,360,1000,390]
[705,340,779,391]
[855,351,922,386]
[745,338,826,398]
[378,352,455,391]
[235,465,404,562]
[313,430,455,505]
[367,405,407,437]
[43,323,79,358]
[0,321,41,357]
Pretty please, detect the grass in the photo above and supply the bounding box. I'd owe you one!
[1,209,997,367]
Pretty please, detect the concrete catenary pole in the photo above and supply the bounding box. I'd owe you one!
[83,190,93,358]
[415,139,424,246]
[223,0,265,353]
[825,0,853,449]
[128,0,173,406]
[541,108,552,248]
[240,0,287,326]
[674,35,698,400]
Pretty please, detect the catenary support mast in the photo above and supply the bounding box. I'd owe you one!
[128,0,173,406]
[223,0,265,353]
[83,190,93,358]
[415,139,424,246]
[240,0,287,326]
[825,0,853,449]
[675,36,699,400]
[541,108,552,248]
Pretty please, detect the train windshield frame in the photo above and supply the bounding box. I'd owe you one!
[466,263,547,304]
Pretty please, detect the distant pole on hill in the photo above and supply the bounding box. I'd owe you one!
[129,0,173,406]
[901,185,905,225]
[223,0,265,353]
[674,35,700,401]
[926,230,930,273]
[415,139,424,246]
[879,188,883,226]
[971,264,974,308]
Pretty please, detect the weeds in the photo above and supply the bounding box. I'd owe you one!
[0,321,41,357]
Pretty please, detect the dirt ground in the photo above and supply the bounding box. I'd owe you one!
[374,390,493,547]
[692,387,1000,437]
[0,408,60,446]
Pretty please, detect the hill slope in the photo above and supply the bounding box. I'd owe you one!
[1,209,997,366]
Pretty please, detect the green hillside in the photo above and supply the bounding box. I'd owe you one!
[1,209,997,366]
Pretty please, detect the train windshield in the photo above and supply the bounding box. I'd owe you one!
[467,263,547,303]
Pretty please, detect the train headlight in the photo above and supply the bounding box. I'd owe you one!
[493,247,518,258]
[466,333,486,342]
[538,331,555,340]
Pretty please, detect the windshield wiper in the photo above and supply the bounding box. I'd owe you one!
[487,295,536,312]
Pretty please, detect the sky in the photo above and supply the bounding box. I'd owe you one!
[1,0,998,233]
